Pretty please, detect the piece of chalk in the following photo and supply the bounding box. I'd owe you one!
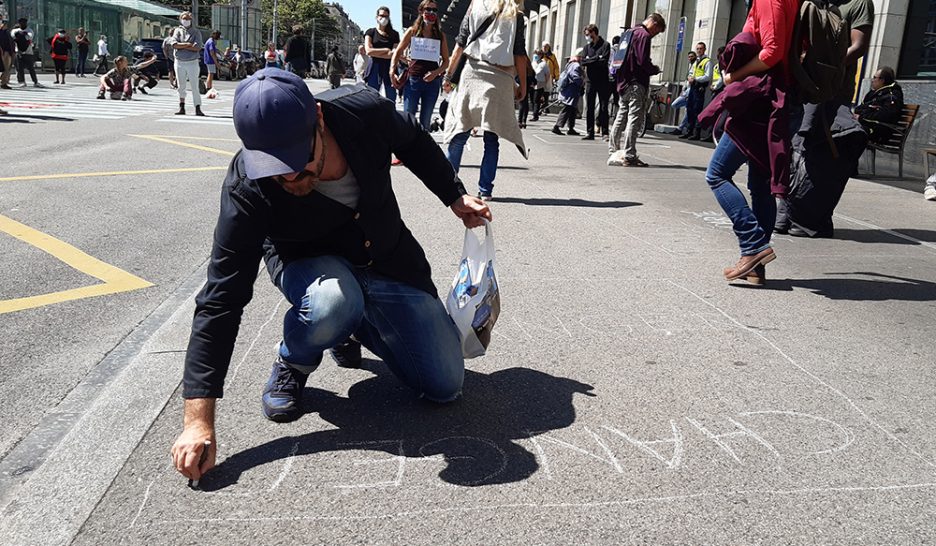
[188,440,212,489]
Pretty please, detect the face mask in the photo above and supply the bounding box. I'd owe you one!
[58,33,65,37]
[423,13,437,23]
[377,16,389,27]
[533,55,540,62]
[181,19,192,28]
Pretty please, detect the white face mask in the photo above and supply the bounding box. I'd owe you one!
[58,32,65,37]
[377,16,389,27]
[181,19,192,28]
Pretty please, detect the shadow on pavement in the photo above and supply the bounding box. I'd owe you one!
[201,366,594,490]
[0,113,75,122]
[741,272,936,301]
[831,228,936,245]
[493,197,641,208]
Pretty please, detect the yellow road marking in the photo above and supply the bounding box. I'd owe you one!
[0,166,227,182]
[128,134,236,156]
[140,136,241,142]
[0,214,154,314]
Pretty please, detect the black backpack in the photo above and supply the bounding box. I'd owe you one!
[788,0,851,104]
[609,27,636,77]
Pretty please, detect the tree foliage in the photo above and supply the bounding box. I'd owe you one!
[260,0,341,58]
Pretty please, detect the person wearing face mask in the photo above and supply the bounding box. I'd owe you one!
[169,12,205,116]
[95,34,109,75]
[391,0,449,130]
[48,29,72,84]
[364,7,401,101]
[580,24,611,141]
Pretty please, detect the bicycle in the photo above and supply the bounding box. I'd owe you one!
[640,83,669,137]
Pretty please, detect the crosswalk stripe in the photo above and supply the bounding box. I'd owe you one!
[156,117,234,125]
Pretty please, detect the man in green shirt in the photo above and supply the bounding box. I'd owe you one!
[838,0,875,105]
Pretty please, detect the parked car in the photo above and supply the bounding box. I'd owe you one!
[132,38,208,78]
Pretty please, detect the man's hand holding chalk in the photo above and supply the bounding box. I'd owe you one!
[170,398,217,487]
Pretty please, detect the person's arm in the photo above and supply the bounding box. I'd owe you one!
[426,35,450,82]
[137,57,157,69]
[390,28,412,83]
[727,1,789,83]
[514,54,527,100]
[364,32,394,59]
[443,43,464,92]
[171,398,216,482]
[844,26,872,65]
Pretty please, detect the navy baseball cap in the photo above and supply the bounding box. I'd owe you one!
[233,69,317,180]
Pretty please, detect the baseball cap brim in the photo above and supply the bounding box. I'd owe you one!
[240,134,313,180]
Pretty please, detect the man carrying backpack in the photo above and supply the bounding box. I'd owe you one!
[607,13,666,167]
[12,17,40,87]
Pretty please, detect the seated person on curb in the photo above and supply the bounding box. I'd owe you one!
[131,51,159,94]
[854,66,904,145]
[96,55,132,100]
[170,70,492,483]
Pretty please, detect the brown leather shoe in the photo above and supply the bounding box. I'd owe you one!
[723,248,775,281]
[725,264,766,286]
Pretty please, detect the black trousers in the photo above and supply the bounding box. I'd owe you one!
[16,53,37,84]
[584,80,611,136]
[555,104,577,130]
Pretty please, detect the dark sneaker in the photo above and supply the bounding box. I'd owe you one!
[551,126,563,135]
[330,338,362,369]
[567,129,581,136]
[581,134,595,140]
[477,192,492,201]
[678,132,691,139]
[624,158,649,167]
[261,358,310,423]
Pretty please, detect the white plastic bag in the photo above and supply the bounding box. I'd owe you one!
[445,219,500,359]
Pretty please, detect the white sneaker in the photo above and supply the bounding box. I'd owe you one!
[924,186,936,201]
[607,151,625,167]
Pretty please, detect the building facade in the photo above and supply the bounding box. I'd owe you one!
[325,2,362,67]
[525,0,935,178]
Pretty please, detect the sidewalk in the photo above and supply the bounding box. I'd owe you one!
[5,115,936,544]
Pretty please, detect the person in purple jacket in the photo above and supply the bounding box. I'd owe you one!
[607,13,666,167]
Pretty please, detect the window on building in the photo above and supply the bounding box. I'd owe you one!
[898,0,936,78]
[563,1,576,58]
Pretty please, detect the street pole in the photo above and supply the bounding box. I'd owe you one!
[272,0,278,46]
[241,0,248,51]
[310,18,316,62]
[192,0,199,24]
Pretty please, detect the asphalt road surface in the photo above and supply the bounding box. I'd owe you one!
[1,75,935,545]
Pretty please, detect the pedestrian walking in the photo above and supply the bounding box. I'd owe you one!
[326,46,346,89]
[169,11,205,117]
[517,55,536,128]
[531,49,551,121]
[283,26,311,77]
[699,0,799,285]
[74,27,90,77]
[392,0,449,130]
[96,55,133,100]
[364,7,401,101]
[169,70,493,481]
[0,20,14,89]
[442,0,529,201]
[162,28,177,88]
[12,18,41,87]
[204,30,220,90]
[607,14,665,167]
[48,28,72,84]
[541,42,560,88]
[580,24,611,140]
[551,50,584,136]
[353,44,371,83]
[94,34,109,75]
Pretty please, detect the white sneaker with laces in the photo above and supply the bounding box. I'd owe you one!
[924,186,936,201]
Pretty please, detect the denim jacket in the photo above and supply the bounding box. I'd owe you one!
[183,84,467,399]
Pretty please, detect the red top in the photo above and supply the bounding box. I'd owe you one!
[743,0,800,70]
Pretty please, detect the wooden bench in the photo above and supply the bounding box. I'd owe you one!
[867,103,920,179]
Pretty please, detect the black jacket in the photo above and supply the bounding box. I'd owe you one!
[581,37,610,85]
[183,85,467,399]
[855,83,904,144]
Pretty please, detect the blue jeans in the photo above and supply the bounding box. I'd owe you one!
[685,85,705,134]
[75,52,87,76]
[366,60,397,102]
[276,255,464,402]
[447,131,500,196]
[403,75,441,131]
[705,134,775,256]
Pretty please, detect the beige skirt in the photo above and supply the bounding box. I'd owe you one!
[443,57,528,159]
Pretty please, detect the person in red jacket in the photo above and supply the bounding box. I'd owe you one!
[48,28,72,84]
[702,0,798,286]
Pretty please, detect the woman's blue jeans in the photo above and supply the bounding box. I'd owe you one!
[366,60,397,102]
[403,75,442,131]
[447,130,500,196]
[705,134,775,256]
[276,255,464,402]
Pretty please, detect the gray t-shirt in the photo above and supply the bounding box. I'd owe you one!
[314,168,360,209]
[838,0,875,103]
[170,26,203,62]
